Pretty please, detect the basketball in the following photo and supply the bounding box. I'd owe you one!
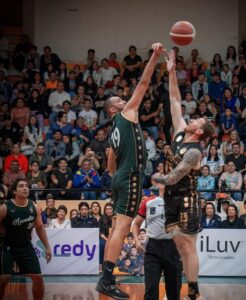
[170,21,196,46]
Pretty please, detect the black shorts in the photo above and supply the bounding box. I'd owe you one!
[164,190,201,234]
[1,245,41,274]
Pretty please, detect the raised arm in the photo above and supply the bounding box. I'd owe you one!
[154,148,201,186]
[166,50,186,134]
[122,43,165,122]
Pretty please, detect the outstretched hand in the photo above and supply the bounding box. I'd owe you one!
[165,50,176,72]
[152,43,166,55]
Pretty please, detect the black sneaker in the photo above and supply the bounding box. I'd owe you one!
[96,279,129,300]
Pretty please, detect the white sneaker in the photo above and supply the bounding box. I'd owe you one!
[163,296,167,300]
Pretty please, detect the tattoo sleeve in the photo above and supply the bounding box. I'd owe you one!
[155,148,201,186]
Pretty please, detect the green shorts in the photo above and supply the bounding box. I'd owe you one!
[1,245,41,274]
[112,170,143,218]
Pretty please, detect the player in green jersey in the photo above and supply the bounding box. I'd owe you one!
[0,178,52,300]
[96,42,165,300]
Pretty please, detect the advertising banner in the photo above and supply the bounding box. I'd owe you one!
[198,229,246,276]
[32,228,99,275]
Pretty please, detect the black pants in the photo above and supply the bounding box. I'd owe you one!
[144,238,182,300]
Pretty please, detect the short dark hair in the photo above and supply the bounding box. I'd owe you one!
[232,142,240,148]
[88,48,95,54]
[57,205,68,215]
[31,160,39,166]
[11,179,29,193]
[202,164,210,172]
[140,228,146,233]
[78,201,89,210]
[129,45,136,51]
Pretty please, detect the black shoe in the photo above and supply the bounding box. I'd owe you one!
[96,279,129,300]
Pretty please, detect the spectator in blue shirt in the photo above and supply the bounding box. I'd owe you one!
[200,202,221,229]
[221,108,237,136]
[197,165,216,200]
[46,111,73,140]
[73,159,101,200]
[209,72,227,105]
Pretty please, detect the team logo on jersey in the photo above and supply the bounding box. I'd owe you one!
[180,147,187,155]
[150,207,156,214]
[176,135,182,142]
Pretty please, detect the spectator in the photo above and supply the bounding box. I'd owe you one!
[100,58,118,87]
[73,159,101,200]
[139,99,160,141]
[58,62,68,84]
[118,257,134,274]
[71,201,98,228]
[99,203,114,268]
[222,130,244,158]
[78,146,100,171]
[10,98,30,128]
[48,81,71,123]
[225,45,238,71]
[225,142,246,173]
[191,71,208,101]
[24,44,40,69]
[45,70,58,96]
[230,74,241,98]
[41,193,58,227]
[0,70,12,102]
[83,61,102,86]
[3,160,26,189]
[44,130,66,163]
[20,134,34,157]
[197,165,215,200]
[83,76,97,100]
[50,157,73,200]
[201,145,224,179]
[29,142,53,175]
[185,48,203,70]
[122,233,135,254]
[21,60,39,84]
[4,143,28,174]
[0,113,22,143]
[129,246,143,275]
[181,92,197,116]
[78,99,98,133]
[32,72,46,96]
[40,45,61,75]
[239,200,246,226]
[48,205,71,229]
[83,49,100,70]
[212,53,223,72]
[181,104,190,124]
[220,204,245,228]
[27,161,47,200]
[89,129,109,170]
[221,87,240,114]
[90,201,102,222]
[220,108,237,137]
[24,115,43,147]
[73,64,83,86]
[62,100,76,125]
[221,64,233,86]
[70,208,79,220]
[193,101,214,119]
[208,72,227,105]
[94,86,107,115]
[63,134,80,170]
[71,117,91,149]
[122,45,142,81]
[100,169,112,200]
[215,193,240,221]
[237,85,246,121]
[202,93,217,116]
[28,89,45,129]
[108,52,120,73]
[219,161,243,201]
[200,202,221,229]
[188,61,200,84]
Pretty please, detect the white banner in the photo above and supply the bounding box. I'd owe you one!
[32,228,99,275]
[197,229,246,276]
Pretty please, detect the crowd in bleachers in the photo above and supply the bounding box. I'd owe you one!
[1,34,246,273]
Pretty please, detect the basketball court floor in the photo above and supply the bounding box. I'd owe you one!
[2,275,246,300]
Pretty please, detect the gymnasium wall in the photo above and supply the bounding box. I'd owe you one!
[33,0,238,63]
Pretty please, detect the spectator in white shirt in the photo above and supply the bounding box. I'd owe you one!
[63,100,76,125]
[78,99,98,133]
[48,205,71,228]
[100,58,118,87]
[181,92,197,116]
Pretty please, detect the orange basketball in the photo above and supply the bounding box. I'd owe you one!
[170,21,196,46]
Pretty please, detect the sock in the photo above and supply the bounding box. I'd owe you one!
[101,260,115,282]
[188,282,199,299]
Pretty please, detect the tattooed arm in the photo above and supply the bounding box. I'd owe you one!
[154,148,202,186]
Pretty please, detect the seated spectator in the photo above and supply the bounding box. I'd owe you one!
[45,70,58,95]
[221,87,240,115]
[41,193,58,227]
[0,113,22,143]
[139,99,160,141]
[70,208,79,220]
[83,61,102,86]
[225,142,246,174]
[202,94,217,116]
[122,45,142,82]
[108,52,120,73]
[100,169,112,200]
[192,71,209,101]
[94,86,107,115]
[10,98,30,129]
[71,117,92,149]
[116,249,128,268]
[100,58,118,87]
[71,201,98,228]
[63,134,80,170]
[78,99,98,134]
[83,48,100,70]
[99,203,114,268]
[207,137,222,157]
[3,160,26,189]
[219,161,243,201]
[32,72,46,96]
[220,108,237,137]
[40,45,61,76]
[77,146,100,171]
[64,71,77,97]
[193,101,214,119]
[230,74,241,98]
[201,145,224,179]
[220,204,245,229]
[62,100,76,125]
[129,245,143,275]
[212,53,223,72]
[29,142,53,175]
[208,72,227,106]
[0,70,12,102]
[27,160,47,200]
[200,202,221,229]
[197,165,215,200]
[50,157,73,200]
[118,258,134,274]
[237,85,246,121]
[28,89,45,129]
[90,201,102,222]
[21,59,39,83]
[25,44,40,69]
[181,92,197,116]
[143,129,156,163]
[181,104,190,124]
[4,143,28,174]
[176,60,188,88]
[20,134,34,157]
[122,233,135,254]
[222,130,244,158]
[57,61,68,82]
[199,140,208,158]
[48,81,71,123]
[46,111,73,140]
[225,46,238,71]
[44,130,66,164]
[24,115,43,147]
[188,61,199,84]
[215,193,240,221]
[48,205,71,229]
[185,48,203,70]
[73,159,101,200]
[221,64,233,86]
[137,229,148,258]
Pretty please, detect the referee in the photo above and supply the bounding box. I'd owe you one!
[132,182,182,300]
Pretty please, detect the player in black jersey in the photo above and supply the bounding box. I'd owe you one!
[154,51,214,300]
[0,178,52,300]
